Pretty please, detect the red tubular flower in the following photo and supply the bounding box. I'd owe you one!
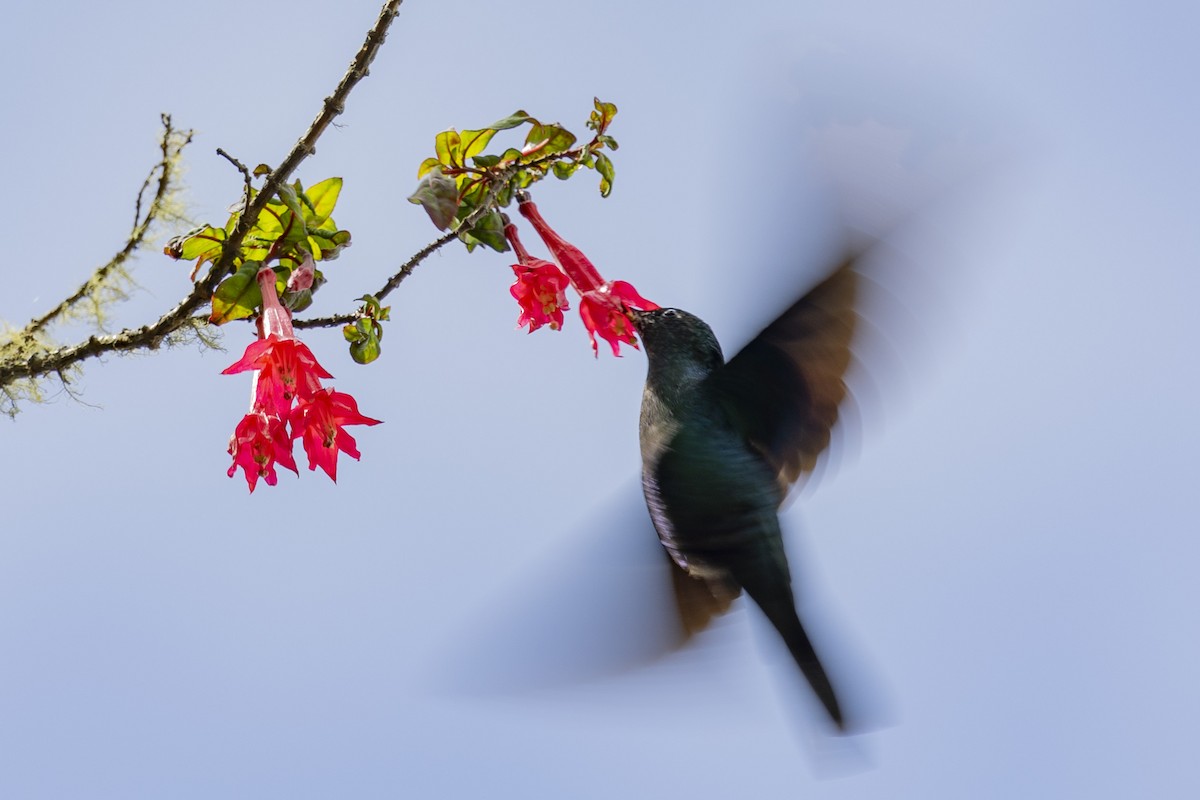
[516,196,658,356]
[289,388,382,482]
[223,335,333,417]
[511,264,571,332]
[579,280,659,357]
[227,411,298,492]
[223,265,381,491]
[255,267,294,340]
[505,221,570,332]
[516,198,605,293]
[222,267,334,417]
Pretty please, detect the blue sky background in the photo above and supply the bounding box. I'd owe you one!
[2,1,1197,797]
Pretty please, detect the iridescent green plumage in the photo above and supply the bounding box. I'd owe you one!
[629,258,860,729]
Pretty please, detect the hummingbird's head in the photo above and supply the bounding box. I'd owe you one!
[628,307,724,373]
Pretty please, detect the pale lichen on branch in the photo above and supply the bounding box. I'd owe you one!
[21,114,191,340]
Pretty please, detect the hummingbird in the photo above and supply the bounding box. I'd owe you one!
[628,256,860,730]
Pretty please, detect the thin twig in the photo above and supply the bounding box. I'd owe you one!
[217,147,254,214]
[293,228,458,330]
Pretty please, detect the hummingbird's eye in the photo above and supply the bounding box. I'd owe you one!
[662,309,679,318]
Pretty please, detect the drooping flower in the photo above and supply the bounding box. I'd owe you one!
[579,280,659,357]
[222,334,333,417]
[227,411,299,492]
[289,388,382,482]
[223,265,380,491]
[505,220,570,332]
[516,195,658,356]
[511,263,571,332]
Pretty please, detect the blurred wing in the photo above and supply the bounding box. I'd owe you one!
[429,482,720,694]
[706,253,860,491]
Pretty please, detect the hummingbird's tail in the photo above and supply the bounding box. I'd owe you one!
[667,555,741,637]
[732,562,846,729]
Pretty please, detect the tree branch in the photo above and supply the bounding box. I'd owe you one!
[293,228,459,330]
[216,147,254,220]
[0,0,405,390]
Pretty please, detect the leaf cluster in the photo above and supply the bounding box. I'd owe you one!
[342,294,390,364]
[164,177,351,325]
[408,98,619,253]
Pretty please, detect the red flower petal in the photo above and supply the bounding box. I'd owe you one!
[226,412,298,493]
[223,335,334,415]
[289,389,382,482]
[609,280,660,311]
[580,291,640,357]
[510,261,571,332]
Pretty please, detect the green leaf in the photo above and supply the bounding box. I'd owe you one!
[344,318,382,364]
[524,124,577,158]
[471,153,501,169]
[253,205,285,236]
[304,177,342,228]
[595,152,615,197]
[408,167,460,230]
[210,262,264,325]
[283,288,313,313]
[597,134,619,151]
[456,230,481,253]
[275,184,306,221]
[253,163,272,177]
[238,235,273,264]
[224,205,243,233]
[458,178,489,213]
[417,157,441,178]
[589,98,618,133]
[488,110,536,130]
[356,294,385,319]
[349,339,380,364]
[308,228,352,261]
[434,129,462,168]
[460,129,497,162]
[164,225,226,262]
[277,209,310,251]
[467,210,510,253]
[552,160,578,180]
[495,180,514,208]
